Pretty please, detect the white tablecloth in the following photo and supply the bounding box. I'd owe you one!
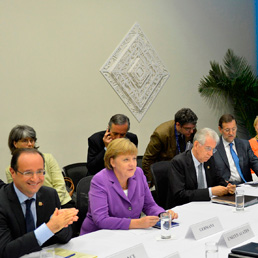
[24,184,258,258]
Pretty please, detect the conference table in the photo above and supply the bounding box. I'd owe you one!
[24,184,258,258]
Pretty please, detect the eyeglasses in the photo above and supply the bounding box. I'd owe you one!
[17,170,45,177]
[19,138,35,144]
[203,146,217,154]
[182,126,196,132]
[222,127,237,133]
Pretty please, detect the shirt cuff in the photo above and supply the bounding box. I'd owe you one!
[208,187,212,198]
[34,223,54,246]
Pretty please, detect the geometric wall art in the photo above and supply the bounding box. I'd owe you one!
[100,23,170,122]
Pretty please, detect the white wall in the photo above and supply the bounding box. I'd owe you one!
[0,0,255,181]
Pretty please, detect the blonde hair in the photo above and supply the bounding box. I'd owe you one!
[254,116,258,128]
[104,138,138,170]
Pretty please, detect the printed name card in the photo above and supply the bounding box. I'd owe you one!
[106,243,149,258]
[163,252,181,258]
[218,223,254,248]
[186,217,223,240]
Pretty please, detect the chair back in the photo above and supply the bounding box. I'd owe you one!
[76,176,93,231]
[150,160,171,209]
[62,162,88,191]
[137,155,143,169]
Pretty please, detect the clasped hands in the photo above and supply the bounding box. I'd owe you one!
[47,208,79,234]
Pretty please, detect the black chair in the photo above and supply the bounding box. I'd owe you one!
[150,161,172,210]
[62,162,88,192]
[137,155,143,169]
[76,176,93,233]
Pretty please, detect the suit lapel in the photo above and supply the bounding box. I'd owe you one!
[36,189,46,227]
[217,137,230,169]
[186,151,198,188]
[204,160,213,186]
[7,183,27,234]
[107,170,131,204]
[234,138,244,170]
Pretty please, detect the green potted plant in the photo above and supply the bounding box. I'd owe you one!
[198,49,258,137]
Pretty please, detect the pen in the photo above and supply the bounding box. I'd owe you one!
[64,254,75,258]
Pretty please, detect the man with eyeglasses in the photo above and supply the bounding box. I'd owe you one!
[142,108,198,185]
[168,128,235,207]
[0,148,79,258]
[213,114,258,185]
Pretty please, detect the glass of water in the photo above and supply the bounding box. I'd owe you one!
[160,212,171,239]
[40,248,55,258]
[235,188,244,212]
[205,242,218,258]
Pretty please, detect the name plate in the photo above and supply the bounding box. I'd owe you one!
[163,252,181,258]
[219,223,254,248]
[186,217,223,240]
[106,243,149,258]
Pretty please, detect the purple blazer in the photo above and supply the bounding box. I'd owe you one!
[80,167,165,234]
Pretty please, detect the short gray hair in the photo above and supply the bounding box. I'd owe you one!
[193,128,219,145]
[108,114,130,131]
[8,125,38,154]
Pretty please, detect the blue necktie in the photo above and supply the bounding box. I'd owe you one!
[25,199,35,232]
[229,143,246,183]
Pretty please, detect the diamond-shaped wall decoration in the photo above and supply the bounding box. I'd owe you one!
[100,22,170,122]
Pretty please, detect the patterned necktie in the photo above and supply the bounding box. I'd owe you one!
[229,142,246,183]
[197,163,205,189]
[25,199,35,232]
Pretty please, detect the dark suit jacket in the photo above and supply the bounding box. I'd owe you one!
[168,150,227,207]
[213,137,258,182]
[87,130,138,175]
[0,184,72,258]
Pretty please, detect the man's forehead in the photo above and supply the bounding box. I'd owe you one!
[110,123,128,131]
[221,120,236,128]
[18,152,44,166]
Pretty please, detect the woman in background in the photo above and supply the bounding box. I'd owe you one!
[6,125,74,208]
[80,138,178,235]
[249,117,258,173]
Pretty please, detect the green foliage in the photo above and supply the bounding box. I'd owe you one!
[199,49,258,137]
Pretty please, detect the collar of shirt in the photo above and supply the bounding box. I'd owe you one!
[13,184,37,205]
[191,149,201,168]
[222,137,235,149]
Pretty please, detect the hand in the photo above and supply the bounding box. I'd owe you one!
[167,209,178,220]
[138,216,160,228]
[129,216,159,229]
[46,208,79,234]
[103,128,112,148]
[227,183,236,194]
[211,186,228,196]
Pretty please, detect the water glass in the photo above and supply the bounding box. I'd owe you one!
[160,212,171,239]
[205,242,218,258]
[40,248,55,258]
[235,188,244,211]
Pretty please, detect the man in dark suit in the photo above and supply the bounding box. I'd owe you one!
[87,114,138,175]
[213,114,258,184]
[168,128,236,207]
[0,148,78,258]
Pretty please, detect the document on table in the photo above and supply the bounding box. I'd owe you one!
[54,248,97,258]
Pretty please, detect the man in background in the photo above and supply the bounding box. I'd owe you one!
[87,114,138,175]
[142,108,198,184]
[214,114,258,184]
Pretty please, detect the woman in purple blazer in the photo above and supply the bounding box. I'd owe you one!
[80,138,178,235]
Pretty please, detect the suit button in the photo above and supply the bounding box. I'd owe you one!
[128,207,132,210]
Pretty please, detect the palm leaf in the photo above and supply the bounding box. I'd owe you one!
[199,49,258,137]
